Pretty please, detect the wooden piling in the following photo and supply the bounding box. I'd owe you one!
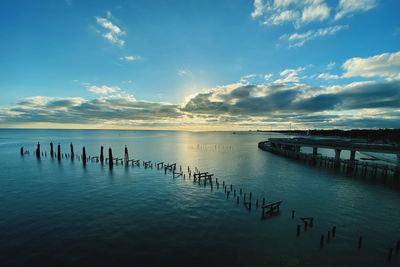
[20,147,23,155]
[50,142,54,157]
[262,198,265,207]
[234,189,236,197]
[297,224,300,236]
[36,143,41,158]
[292,210,295,219]
[358,236,363,249]
[124,145,129,164]
[332,226,336,238]
[256,199,259,208]
[240,188,242,195]
[320,235,324,248]
[327,231,330,241]
[57,144,61,161]
[100,146,104,163]
[82,146,86,165]
[108,147,113,169]
[249,192,252,200]
[70,143,74,160]
[230,184,232,191]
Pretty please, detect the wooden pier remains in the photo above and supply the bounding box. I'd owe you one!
[262,200,283,219]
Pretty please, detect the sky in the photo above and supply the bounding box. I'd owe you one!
[0,0,399,130]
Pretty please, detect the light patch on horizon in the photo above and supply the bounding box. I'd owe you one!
[95,11,125,46]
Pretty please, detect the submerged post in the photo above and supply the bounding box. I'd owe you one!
[100,146,104,163]
[108,147,113,169]
[70,143,74,160]
[82,146,86,166]
[57,144,61,161]
[36,143,40,158]
[50,142,54,157]
[124,145,129,165]
[20,147,23,155]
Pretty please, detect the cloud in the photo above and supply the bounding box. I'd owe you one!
[335,0,376,20]
[301,2,330,24]
[251,0,264,18]
[2,79,400,129]
[120,56,136,61]
[95,12,125,46]
[317,73,340,80]
[286,25,348,47]
[178,69,192,76]
[264,73,274,80]
[88,85,120,95]
[326,62,336,70]
[254,0,331,28]
[274,67,305,83]
[342,51,400,80]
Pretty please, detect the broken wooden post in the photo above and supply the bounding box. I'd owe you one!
[320,235,324,248]
[234,190,236,197]
[327,231,330,242]
[292,210,295,219]
[20,147,23,155]
[358,236,363,249]
[262,198,265,207]
[249,192,252,201]
[124,145,129,165]
[82,146,86,166]
[50,142,54,157]
[297,225,301,236]
[230,184,232,191]
[332,226,336,238]
[70,143,74,160]
[256,199,259,208]
[36,142,40,158]
[57,144,61,161]
[108,147,113,169]
[100,146,104,163]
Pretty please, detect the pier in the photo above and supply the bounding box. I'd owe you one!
[259,137,400,178]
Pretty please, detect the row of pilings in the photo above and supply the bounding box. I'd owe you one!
[20,142,399,263]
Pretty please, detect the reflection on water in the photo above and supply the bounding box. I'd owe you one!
[0,129,399,266]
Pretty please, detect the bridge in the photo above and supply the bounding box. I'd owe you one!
[264,137,400,170]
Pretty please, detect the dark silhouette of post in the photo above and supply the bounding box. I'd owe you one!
[57,144,61,161]
[82,146,86,166]
[124,145,129,165]
[70,143,74,160]
[36,143,40,158]
[50,142,54,157]
[20,147,23,155]
[100,146,104,163]
[108,147,113,169]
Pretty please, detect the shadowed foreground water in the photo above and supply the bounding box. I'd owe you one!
[0,129,399,266]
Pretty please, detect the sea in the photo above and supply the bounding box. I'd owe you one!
[0,129,399,266]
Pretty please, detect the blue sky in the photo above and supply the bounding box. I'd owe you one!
[0,0,399,130]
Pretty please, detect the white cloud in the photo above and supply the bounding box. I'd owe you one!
[317,73,340,80]
[251,0,265,18]
[254,0,331,28]
[301,3,330,24]
[178,69,192,76]
[95,12,125,46]
[274,67,305,83]
[264,73,274,80]
[88,85,120,95]
[326,62,336,70]
[120,56,136,61]
[287,25,348,47]
[342,51,400,80]
[335,0,376,20]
